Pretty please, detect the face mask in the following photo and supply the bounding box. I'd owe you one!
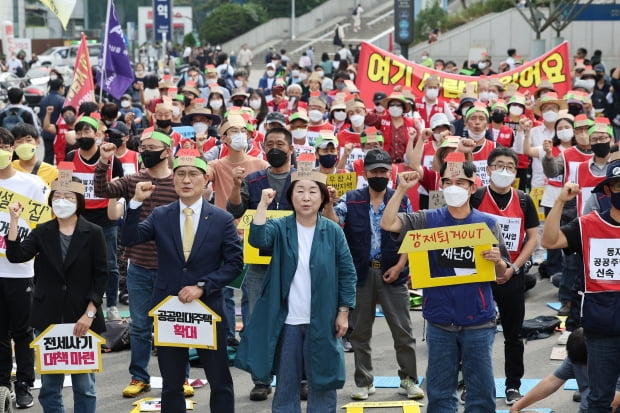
[479,91,490,102]
[52,198,77,219]
[308,110,324,123]
[610,191,620,210]
[193,122,208,135]
[172,106,181,117]
[291,129,307,140]
[581,79,595,90]
[249,99,262,110]
[487,92,498,102]
[108,136,124,147]
[478,62,488,70]
[50,74,58,81]
[298,73,307,82]
[206,78,217,85]
[156,119,172,129]
[336,82,346,91]
[425,88,439,100]
[291,70,300,78]
[141,149,166,168]
[333,111,347,122]
[15,143,36,160]
[210,99,223,110]
[491,111,506,124]
[121,100,131,108]
[433,132,442,142]
[468,130,486,140]
[77,137,95,150]
[591,142,611,158]
[490,168,516,188]
[367,176,389,192]
[0,150,11,169]
[230,133,247,151]
[232,99,245,107]
[443,185,470,207]
[316,70,324,78]
[350,114,365,127]
[64,114,76,124]
[542,110,558,123]
[568,104,583,117]
[234,79,244,88]
[266,70,275,77]
[266,148,288,168]
[318,154,338,168]
[375,104,385,113]
[509,105,523,116]
[556,128,574,142]
[388,106,403,117]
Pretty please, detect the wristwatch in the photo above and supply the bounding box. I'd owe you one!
[510,263,520,272]
[196,281,206,289]
[86,310,95,319]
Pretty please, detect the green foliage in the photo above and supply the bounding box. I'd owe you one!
[252,0,326,18]
[200,3,269,45]
[413,3,448,44]
[183,32,197,47]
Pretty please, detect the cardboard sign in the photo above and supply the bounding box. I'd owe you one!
[529,186,546,220]
[149,296,221,349]
[399,223,498,288]
[237,210,293,264]
[342,400,422,413]
[30,324,105,374]
[428,190,445,209]
[130,397,196,412]
[327,172,357,197]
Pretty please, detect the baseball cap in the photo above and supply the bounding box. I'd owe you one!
[592,158,620,193]
[373,92,387,104]
[364,149,392,170]
[265,112,286,126]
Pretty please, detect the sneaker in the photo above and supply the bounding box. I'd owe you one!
[122,380,151,397]
[249,383,272,401]
[351,384,376,400]
[573,390,581,402]
[183,380,194,397]
[300,381,308,401]
[342,337,353,352]
[14,381,33,408]
[398,378,425,400]
[107,306,121,321]
[505,388,522,405]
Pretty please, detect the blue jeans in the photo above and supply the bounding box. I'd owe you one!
[126,262,156,383]
[426,322,496,413]
[243,264,268,317]
[223,287,236,340]
[39,372,96,413]
[559,252,579,302]
[272,324,337,413]
[586,334,620,413]
[103,225,121,308]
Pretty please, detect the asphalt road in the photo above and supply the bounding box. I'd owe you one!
[20,268,575,413]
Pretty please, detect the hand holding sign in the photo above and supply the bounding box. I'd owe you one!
[178,286,204,304]
[73,313,94,337]
[397,171,420,190]
[8,201,23,220]
[134,181,156,202]
[559,182,580,202]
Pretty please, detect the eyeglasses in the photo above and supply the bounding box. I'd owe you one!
[590,136,610,144]
[138,145,165,152]
[488,163,517,173]
[52,192,77,202]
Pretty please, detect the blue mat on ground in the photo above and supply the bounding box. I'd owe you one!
[547,302,561,311]
[103,310,131,318]
[497,410,552,413]
[495,378,541,397]
[373,376,424,388]
[564,378,578,390]
[375,308,384,317]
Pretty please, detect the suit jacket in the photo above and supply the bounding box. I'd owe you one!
[6,216,108,333]
[121,199,243,311]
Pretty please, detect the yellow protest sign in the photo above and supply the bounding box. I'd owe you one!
[529,186,545,220]
[237,209,293,264]
[399,223,498,288]
[327,172,356,197]
[342,400,422,413]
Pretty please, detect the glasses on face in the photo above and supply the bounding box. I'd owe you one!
[138,145,165,152]
[0,144,12,151]
[52,192,77,202]
[489,162,517,173]
[590,136,611,144]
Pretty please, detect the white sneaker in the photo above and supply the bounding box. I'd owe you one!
[351,384,376,400]
[398,378,425,400]
[107,306,121,321]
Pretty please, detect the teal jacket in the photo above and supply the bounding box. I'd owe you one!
[235,214,357,391]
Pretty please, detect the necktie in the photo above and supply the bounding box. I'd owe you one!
[182,207,194,261]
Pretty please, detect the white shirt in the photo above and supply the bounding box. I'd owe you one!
[179,199,202,239]
[522,124,554,188]
[285,222,315,325]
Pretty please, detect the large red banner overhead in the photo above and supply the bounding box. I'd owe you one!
[355,41,572,105]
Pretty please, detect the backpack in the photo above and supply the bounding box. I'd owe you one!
[520,315,561,340]
[1,107,26,130]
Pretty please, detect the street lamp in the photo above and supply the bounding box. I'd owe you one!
[291,0,295,40]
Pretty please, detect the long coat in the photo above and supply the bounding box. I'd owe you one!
[235,214,357,392]
[6,216,108,333]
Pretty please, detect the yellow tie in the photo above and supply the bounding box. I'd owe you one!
[182,207,194,261]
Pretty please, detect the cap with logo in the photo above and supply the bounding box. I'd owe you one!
[364,149,392,170]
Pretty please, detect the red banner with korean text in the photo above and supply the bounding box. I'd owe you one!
[64,33,96,109]
[356,41,572,106]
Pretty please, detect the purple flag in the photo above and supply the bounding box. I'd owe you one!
[97,0,133,100]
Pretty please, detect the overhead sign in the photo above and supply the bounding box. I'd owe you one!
[394,0,414,44]
[153,0,172,41]
[237,210,293,264]
[31,324,106,375]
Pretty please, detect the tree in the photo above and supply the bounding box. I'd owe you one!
[513,0,594,40]
[183,33,197,47]
[199,3,268,45]
[413,3,448,44]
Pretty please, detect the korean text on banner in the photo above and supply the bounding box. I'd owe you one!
[64,33,95,109]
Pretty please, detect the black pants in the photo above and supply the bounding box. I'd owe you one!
[492,271,525,390]
[0,278,35,387]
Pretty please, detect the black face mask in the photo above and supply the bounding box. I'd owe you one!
[141,149,166,168]
[156,119,172,129]
[591,142,611,158]
[108,136,124,148]
[568,104,584,117]
[231,99,245,107]
[611,191,620,210]
[318,154,337,168]
[63,114,76,124]
[77,137,95,150]
[367,177,389,192]
[491,110,506,124]
[266,148,288,168]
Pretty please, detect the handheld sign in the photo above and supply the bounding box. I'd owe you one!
[326,172,356,197]
[30,324,106,374]
[237,210,293,264]
[149,296,221,350]
[399,223,498,288]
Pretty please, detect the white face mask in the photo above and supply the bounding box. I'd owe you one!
[542,110,558,123]
[193,122,208,135]
[375,104,385,113]
[333,111,347,122]
[425,88,439,100]
[433,132,442,141]
[581,78,595,90]
[172,106,181,117]
[298,73,307,81]
[291,70,300,78]
[230,132,247,151]
[249,99,261,110]
[50,74,58,81]
[487,92,498,102]
[234,79,244,88]
[443,185,470,207]
[490,168,515,188]
[121,100,131,108]
[557,128,574,142]
[479,91,490,102]
[210,99,223,110]
[308,110,324,123]
[52,198,77,219]
[291,128,308,140]
[478,62,488,70]
[509,105,524,116]
[206,78,217,85]
[388,106,403,117]
[349,73,355,80]
[316,70,324,78]
[350,114,365,127]
[266,70,275,77]
[468,130,486,140]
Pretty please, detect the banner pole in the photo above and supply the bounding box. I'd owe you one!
[99,0,113,103]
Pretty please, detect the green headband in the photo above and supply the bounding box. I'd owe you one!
[465,106,489,120]
[149,131,173,147]
[76,116,99,131]
[588,124,614,137]
[173,156,208,173]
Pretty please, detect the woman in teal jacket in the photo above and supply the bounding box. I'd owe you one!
[235,172,356,412]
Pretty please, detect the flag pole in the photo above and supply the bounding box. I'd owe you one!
[99,0,113,103]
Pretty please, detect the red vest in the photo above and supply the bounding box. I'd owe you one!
[71,153,113,210]
[415,97,447,127]
[307,123,334,147]
[379,115,416,161]
[580,212,620,292]
[472,140,497,186]
[53,119,68,166]
[545,146,564,188]
[563,146,593,184]
[494,125,513,149]
[118,149,139,176]
[422,140,438,169]
[576,160,605,216]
